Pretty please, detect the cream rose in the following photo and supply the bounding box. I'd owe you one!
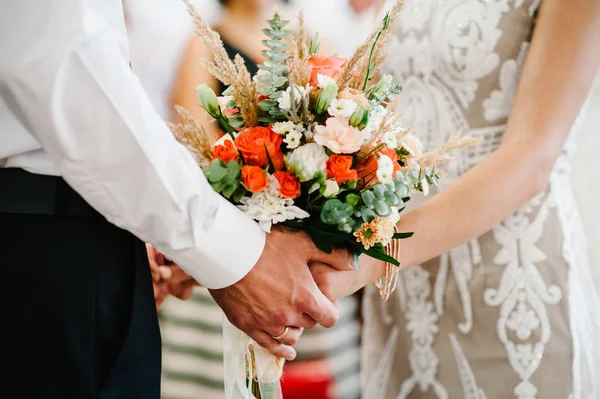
[313,116,363,154]
[284,143,329,182]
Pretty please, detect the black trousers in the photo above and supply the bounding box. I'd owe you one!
[0,169,161,398]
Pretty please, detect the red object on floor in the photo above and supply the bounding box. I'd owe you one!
[280,360,334,399]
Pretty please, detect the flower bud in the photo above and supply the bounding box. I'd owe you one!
[349,104,369,130]
[369,74,394,101]
[196,84,223,119]
[323,179,340,198]
[314,84,338,116]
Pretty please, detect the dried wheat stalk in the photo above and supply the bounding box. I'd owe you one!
[286,12,311,88]
[184,0,260,127]
[168,105,213,167]
[414,135,483,169]
[338,0,404,91]
[232,54,260,127]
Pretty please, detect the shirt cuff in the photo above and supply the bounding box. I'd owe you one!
[167,199,266,290]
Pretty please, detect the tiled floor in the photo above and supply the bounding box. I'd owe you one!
[572,73,600,291]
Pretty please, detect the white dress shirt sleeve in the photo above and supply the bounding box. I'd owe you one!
[0,0,265,289]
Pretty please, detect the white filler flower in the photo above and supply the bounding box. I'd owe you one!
[237,176,309,232]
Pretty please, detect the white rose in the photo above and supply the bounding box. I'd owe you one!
[284,129,303,149]
[272,121,295,135]
[327,98,358,118]
[323,179,340,198]
[317,73,337,89]
[376,154,394,184]
[285,143,328,182]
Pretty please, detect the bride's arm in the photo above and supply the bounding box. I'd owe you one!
[313,0,600,299]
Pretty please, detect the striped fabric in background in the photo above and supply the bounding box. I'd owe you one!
[160,288,362,399]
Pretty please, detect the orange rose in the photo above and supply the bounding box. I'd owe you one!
[308,54,349,87]
[241,165,269,193]
[234,126,285,171]
[326,154,358,184]
[273,171,301,199]
[212,140,239,163]
[357,146,401,186]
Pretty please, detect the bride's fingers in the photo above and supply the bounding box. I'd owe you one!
[248,330,297,361]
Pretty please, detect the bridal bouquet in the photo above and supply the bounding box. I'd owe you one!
[172,1,476,398]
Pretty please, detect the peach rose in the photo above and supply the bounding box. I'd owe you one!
[308,54,348,87]
[234,126,285,171]
[212,139,239,163]
[357,146,401,186]
[313,116,363,154]
[273,171,301,199]
[241,165,269,193]
[326,154,358,184]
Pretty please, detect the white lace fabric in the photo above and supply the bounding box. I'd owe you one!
[361,1,600,398]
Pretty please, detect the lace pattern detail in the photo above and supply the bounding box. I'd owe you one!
[362,1,598,397]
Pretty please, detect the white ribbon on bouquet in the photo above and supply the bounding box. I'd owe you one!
[223,317,285,399]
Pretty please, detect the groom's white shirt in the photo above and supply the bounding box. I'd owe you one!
[0,0,266,289]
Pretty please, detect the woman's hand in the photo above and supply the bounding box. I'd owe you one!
[310,255,385,302]
[146,243,200,310]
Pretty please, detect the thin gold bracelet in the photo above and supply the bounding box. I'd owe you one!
[375,227,400,301]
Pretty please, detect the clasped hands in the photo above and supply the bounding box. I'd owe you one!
[148,226,383,360]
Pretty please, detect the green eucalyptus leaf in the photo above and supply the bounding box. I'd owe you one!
[374,200,391,216]
[384,191,400,206]
[373,184,386,200]
[361,191,375,208]
[207,160,227,183]
[259,86,275,96]
[361,207,376,223]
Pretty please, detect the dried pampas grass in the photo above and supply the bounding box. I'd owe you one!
[285,12,311,88]
[168,105,213,167]
[337,0,404,91]
[414,135,483,170]
[183,0,259,127]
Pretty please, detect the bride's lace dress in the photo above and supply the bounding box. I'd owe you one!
[362,1,600,398]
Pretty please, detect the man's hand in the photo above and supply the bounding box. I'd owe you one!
[147,244,199,310]
[209,226,355,360]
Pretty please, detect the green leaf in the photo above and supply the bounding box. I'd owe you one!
[361,207,376,223]
[392,232,414,239]
[263,28,290,40]
[374,200,391,216]
[259,115,278,124]
[309,32,321,55]
[221,181,238,198]
[259,86,275,96]
[264,144,276,174]
[362,243,400,266]
[231,184,248,203]
[345,193,360,207]
[259,99,278,111]
[261,40,289,51]
[361,191,375,208]
[228,116,246,129]
[207,160,227,183]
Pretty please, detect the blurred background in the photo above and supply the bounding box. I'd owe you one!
[124,0,600,398]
